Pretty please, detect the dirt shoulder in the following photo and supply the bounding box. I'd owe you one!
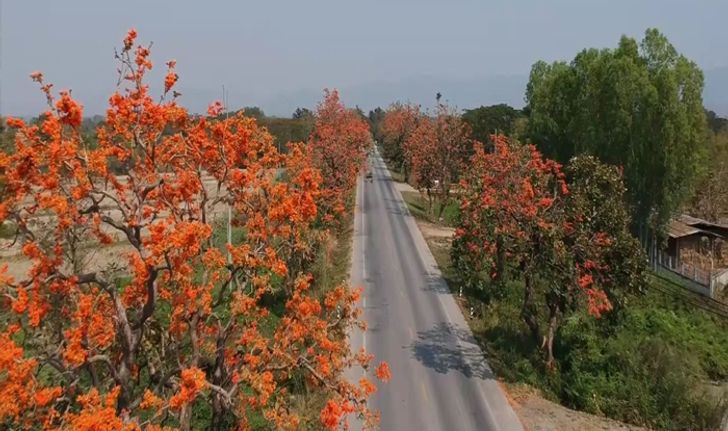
[506,384,648,431]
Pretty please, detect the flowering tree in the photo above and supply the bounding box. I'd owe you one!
[309,90,371,226]
[453,135,645,367]
[0,30,387,430]
[404,103,473,218]
[380,103,421,181]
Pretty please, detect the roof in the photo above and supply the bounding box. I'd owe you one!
[677,214,703,225]
[667,221,704,239]
[668,214,728,239]
[677,214,728,230]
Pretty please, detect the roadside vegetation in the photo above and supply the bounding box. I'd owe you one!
[379,27,728,431]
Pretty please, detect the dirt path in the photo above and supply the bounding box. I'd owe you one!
[416,219,455,239]
[0,242,136,280]
[392,179,418,194]
[507,385,648,431]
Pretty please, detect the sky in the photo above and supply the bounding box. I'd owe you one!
[2,0,727,117]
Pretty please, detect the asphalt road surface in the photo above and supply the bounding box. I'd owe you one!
[348,148,524,431]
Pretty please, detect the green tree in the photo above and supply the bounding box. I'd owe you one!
[368,107,386,143]
[526,29,706,237]
[240,106,265,120]
[292,107,314,120]
[706,109,728,133]
[462,104,523,145]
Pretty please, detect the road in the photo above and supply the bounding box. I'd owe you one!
[348,148,524,431]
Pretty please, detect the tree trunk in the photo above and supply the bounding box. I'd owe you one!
[520,267,541,345]
[179,405,192,431]
[211,396,224,431]
[543,303,559,370]
[210,333,227,431]
[426,189,434,217]
[437,198,446,220]
[494,237,506,286]
[436,182,449,220]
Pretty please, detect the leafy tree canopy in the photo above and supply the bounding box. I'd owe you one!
[526,28,706,235]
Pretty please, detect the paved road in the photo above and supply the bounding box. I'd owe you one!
[349,148,524,431]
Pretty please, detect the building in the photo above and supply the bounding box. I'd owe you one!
[660,215,728,297]
[666,215,727,264]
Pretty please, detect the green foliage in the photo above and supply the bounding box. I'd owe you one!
[565,156,648,307]
[222,107,314,152]
[458,274,728,431]
[526,28,707,234]
[292,107,315,120]
[367,107,386,142]
[260,117,314,148]
[461,104,524,144]
[557,289,728,430]
[401,191,460,226]
[241,106,266,120]
[706,110,728,134]
[0,221,16,239]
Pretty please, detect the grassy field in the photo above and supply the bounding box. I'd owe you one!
[400,190,461,227]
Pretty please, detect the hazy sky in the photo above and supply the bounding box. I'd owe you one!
[2,0,727,116]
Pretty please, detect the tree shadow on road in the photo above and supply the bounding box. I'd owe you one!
[382,197,410,217]
[422,273,451,295]
[410,322,496,380]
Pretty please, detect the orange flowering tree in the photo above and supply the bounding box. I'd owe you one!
[0,30,386,430]
[452,135,644,367]
[380,103,421,182]
[309,90,371,227]
[403,103,473,218]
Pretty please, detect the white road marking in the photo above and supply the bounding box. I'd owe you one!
[421,382,430,403]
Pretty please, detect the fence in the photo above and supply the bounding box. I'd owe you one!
[651,250,717,298]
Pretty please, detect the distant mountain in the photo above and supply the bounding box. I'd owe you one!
[259,75,529,116]
[705,67,728,116]
[259,68,727,117]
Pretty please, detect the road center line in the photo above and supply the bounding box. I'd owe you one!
[421,382,430,403]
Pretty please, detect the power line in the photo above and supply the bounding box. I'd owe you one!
[649,276,728,320]
[653,272,728,309]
